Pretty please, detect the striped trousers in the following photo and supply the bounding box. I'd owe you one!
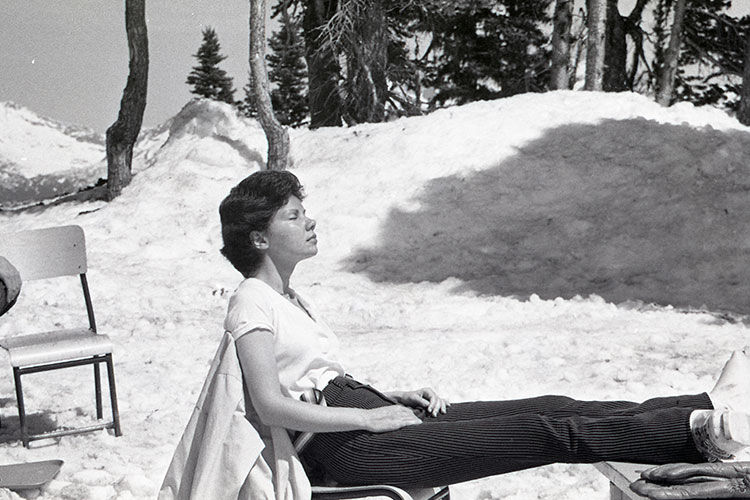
[302,376,711,488]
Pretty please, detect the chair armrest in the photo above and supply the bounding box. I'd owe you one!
[294,388,328,454]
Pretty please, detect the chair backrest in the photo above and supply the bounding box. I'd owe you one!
[0,225,87,281]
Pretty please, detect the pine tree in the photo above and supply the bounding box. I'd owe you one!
[674,1,747,110]
[420,0,552,106]
[303,0,388,124]
[267,5,309,127]
[303,0,343,127]
[297,0,553,122]
[186,27,236,104]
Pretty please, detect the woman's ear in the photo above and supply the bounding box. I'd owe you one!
[250,231,269,250]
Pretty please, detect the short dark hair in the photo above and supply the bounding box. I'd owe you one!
[219,170,305,276]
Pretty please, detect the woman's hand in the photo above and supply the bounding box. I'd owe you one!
[388,388,450,418]
[364,405,422,433]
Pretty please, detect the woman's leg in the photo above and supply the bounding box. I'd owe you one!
[308,407,703,488]
[304,377,708,488]
[426,392,711,422]
[320,376,712,423]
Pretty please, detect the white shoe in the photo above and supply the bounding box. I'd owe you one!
[690,409,750,461]
[709,347,750,414]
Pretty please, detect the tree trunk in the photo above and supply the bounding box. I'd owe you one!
[584,0,607,91]
[106,0,148,200]
[738,33,750,125]
[656,0,687,106]
[624,0,651,90]
[345,0,388,123]
[550,0,573,90]
[570,8,588,89]
[603,0,627,91]
[250,0,290,170]
[303,0,343,128]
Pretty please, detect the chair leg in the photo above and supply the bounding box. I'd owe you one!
[94,362,103,420]
[13,367,29,448]
[105,354,122,437]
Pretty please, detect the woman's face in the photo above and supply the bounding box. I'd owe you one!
[263,196,318,268]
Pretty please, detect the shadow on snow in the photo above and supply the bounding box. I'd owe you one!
[345,118,750,316]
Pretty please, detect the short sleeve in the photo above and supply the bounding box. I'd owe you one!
[224,284,276,341]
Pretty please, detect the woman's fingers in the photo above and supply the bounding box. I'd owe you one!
[422,388,436,414]
[421,388,449,417]
[366,406,422,433]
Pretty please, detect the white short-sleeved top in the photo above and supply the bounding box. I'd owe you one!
[224,278,346,401]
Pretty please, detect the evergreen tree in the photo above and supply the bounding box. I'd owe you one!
[267,4,309,127]
[674,1,748,111]
[415,0,553,106]
[302,0,343,127]
[296,0,553,122]
[304,0,389,124]
[342,0,389,123]
[186,27,236,104]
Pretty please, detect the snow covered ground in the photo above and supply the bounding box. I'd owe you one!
[0,90,749,500]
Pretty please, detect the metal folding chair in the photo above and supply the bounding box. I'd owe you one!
[0,225,122,447]
[295,390,450,500]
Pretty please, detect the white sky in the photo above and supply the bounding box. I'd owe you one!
[1,0,251,133]
[1,1,747,133]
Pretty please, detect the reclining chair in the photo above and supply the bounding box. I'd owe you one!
[0,225,122,447]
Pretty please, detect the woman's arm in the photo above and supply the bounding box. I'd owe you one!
[235,328,421,433]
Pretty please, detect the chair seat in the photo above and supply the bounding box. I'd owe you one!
[0,328,112,367]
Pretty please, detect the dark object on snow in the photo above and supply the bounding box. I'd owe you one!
[0,459,63,491]
[0,255,21,316]
[631,462,750,499]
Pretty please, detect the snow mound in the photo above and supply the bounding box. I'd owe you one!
[152,98,268,169]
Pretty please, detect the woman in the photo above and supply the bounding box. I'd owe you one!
[161,170,750,500]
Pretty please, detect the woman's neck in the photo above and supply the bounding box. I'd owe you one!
[253,257,295,295]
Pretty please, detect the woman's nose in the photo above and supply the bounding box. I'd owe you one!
[306,217,316,230]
